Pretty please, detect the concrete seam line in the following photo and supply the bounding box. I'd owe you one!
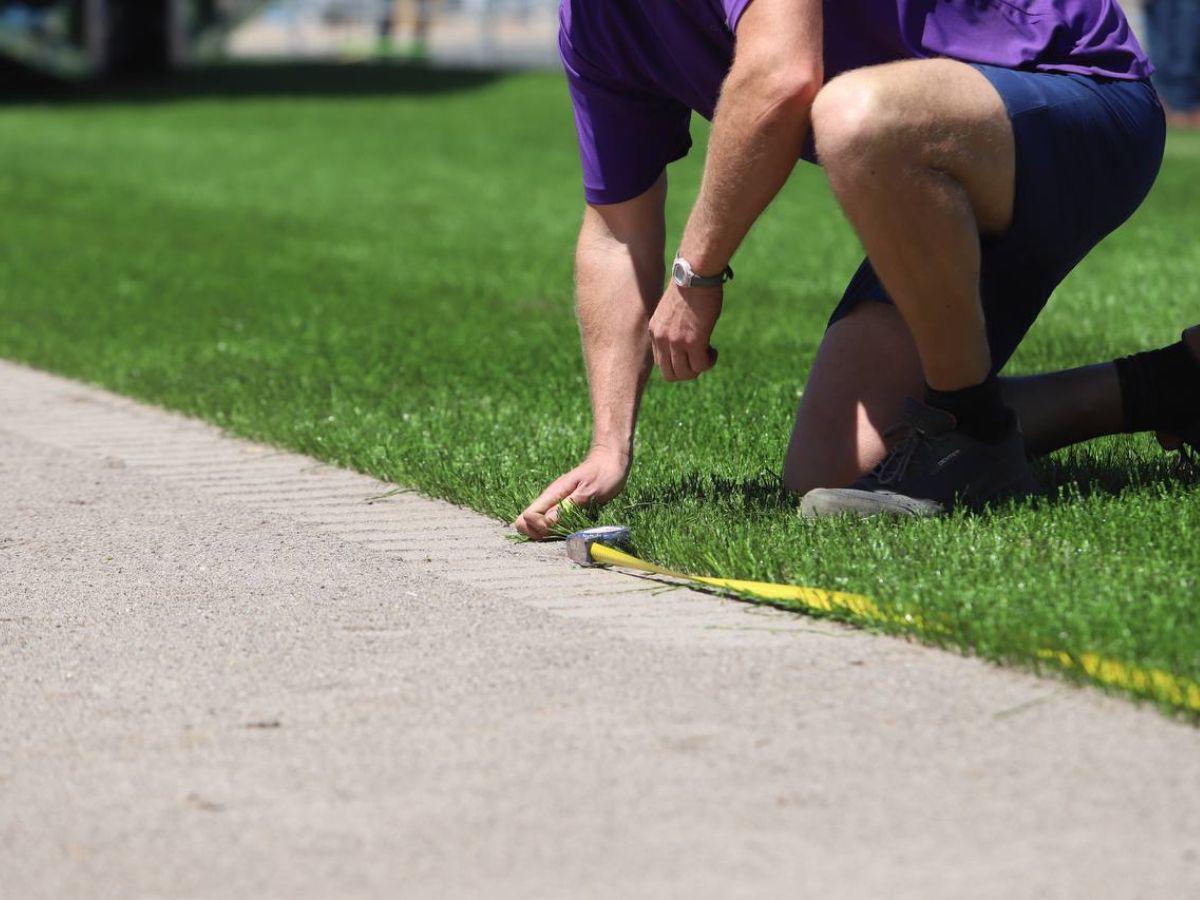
[0,359,830,647]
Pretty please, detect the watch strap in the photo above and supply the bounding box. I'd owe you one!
[673,256,734,289]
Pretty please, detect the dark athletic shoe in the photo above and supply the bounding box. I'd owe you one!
[800,398,1039,519]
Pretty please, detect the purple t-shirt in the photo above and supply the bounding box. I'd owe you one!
[559,0,1152,204]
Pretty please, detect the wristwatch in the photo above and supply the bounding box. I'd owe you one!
[671,255,734,289]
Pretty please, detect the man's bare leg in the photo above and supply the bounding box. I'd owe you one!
[790,59,1045,514]
[782,304,920,494]
[783,307,1200,495]
[812,59,1015,392]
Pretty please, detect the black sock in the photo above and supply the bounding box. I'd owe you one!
[924,374,1016,444]
[1114,338,1200,433]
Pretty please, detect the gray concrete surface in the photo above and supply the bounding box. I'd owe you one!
[2,359,1199,899]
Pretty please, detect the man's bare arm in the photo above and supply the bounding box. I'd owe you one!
[649,0,823,382]
[679,0,823,274]
[514,176,667,539]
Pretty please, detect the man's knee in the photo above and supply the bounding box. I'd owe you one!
[811,70,903,171]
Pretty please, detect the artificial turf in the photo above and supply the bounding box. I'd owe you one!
[2,63,1198,711]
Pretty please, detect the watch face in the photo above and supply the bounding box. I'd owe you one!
[672,261,687,285]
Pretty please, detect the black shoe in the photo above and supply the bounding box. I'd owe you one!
[801,399,1038,519]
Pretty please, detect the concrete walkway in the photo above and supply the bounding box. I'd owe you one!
[2,359,1199,899]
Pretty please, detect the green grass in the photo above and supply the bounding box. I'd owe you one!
[2,63,1199,712]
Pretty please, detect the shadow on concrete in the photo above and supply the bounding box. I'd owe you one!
[0,58,505,105]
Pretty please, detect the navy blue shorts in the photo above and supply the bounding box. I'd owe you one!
[829,64,1166,373]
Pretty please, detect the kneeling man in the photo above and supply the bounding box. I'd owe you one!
[517,0,1198,537]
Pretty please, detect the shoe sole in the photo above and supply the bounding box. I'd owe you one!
[800,488,945,519]
[801,471,1040,521]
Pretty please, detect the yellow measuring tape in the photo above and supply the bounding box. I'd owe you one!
[585,541,1200,714]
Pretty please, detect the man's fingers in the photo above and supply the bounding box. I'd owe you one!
[652,335,714,383]
[566,484,597,507]
[519,483,605,540]
[514,511,539,537]
[515,475,582,540]
[517,505,559,540]
[671,344,700,381]
[658,342,679,381]
[519,513,548,540]
[686,343,713,376]
[651,338,670,379]
[528,476,578,515]
[516,455,629,541]
[530,506,558,533]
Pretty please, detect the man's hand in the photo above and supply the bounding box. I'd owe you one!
[648,283,722,382]
[511,179,663,542]
[513,448,631,541]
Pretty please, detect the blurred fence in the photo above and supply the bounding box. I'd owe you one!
[228,0,560,69]
[0,0,559,78]
[0,0,1147,78]
[0,0,266,77]
[228,0,1150,71]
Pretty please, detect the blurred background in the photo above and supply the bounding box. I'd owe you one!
[0,0,560,78]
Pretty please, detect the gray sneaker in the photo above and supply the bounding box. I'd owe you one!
[801,398,1038,519]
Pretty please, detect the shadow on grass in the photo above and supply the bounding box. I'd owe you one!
[1034,449,1197,501]
[626,472,795,515]
[625,450,1195,518]
[0,58,504,106]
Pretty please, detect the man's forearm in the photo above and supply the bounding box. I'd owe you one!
[575,219,662,458]
[513,194,664,539]
[679,10,823,274]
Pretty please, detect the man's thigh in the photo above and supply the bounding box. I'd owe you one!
[812,58,1016,235]
[822,62,1164,375]
[782,302,922,495]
